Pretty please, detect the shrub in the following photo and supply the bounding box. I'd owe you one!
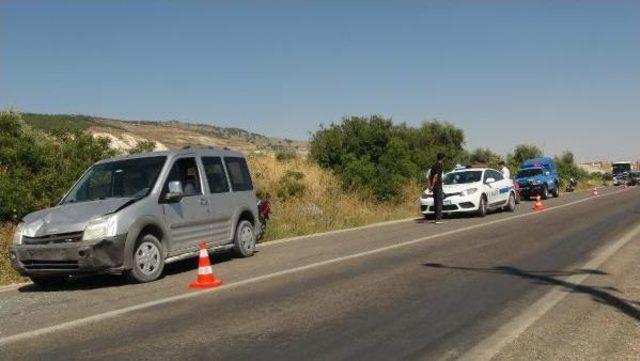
[309,115,465,201]
[275,149,297,162]
[507,144,544,172]
[128,139,156,154]
[277,170,307,199]
[0,110,116,221]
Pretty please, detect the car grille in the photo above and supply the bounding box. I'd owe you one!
[22,232,83,245]
[430,205,459,211]
[21,260,80,270]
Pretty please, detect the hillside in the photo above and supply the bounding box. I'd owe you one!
[22,113,308,154]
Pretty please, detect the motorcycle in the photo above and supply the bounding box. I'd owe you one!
[565,178,577,192]
[257,197,272,241]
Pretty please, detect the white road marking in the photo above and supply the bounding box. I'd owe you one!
[258,186,608,248]
[456,215,640,361]
[0,188,629,346]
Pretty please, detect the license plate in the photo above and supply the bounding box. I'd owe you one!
[443,199,452,205]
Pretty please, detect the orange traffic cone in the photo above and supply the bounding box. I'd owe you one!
[532,195,545,211]
[592,187,599,196]
[190,241,223,289]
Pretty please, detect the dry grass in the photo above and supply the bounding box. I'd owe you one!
[248,154,421,241]
[0,223,24,285]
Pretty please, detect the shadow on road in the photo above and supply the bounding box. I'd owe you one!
[18,250,240,293]
[423,263,640,321]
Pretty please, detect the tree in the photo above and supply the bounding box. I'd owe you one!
[507,144,544,171]
[468,148,503,169]
[309,115,466,201]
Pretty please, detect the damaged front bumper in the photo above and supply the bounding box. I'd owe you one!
[9,234,127,277]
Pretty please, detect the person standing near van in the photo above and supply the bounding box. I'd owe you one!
[429,153,446,224]
[500,161,511,179]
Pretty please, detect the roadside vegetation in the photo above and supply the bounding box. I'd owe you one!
[0,110,611,285]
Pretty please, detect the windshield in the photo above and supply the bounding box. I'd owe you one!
[517,168,543,178]
[613,163,631,176]
[443,171,482,185]
[62,156,167,204]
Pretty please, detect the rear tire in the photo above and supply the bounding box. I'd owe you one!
[233,220,256,257]
[29,276,68,289]
[127,234,165,283]
[552,184,560,198]
[476,195,487,218]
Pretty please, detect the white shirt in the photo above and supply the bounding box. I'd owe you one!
[501,166,511,179]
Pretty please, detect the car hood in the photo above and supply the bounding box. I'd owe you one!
[21,198,134,237]
[424,184,478,195]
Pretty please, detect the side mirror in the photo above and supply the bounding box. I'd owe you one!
[485,177,496,184]
[164,181,184,203]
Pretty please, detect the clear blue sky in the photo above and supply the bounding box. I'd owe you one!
[1,1,638,162]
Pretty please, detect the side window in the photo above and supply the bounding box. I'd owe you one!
[202,157,230,194]
[491,170,504,181]
[163,157,202,196]
[483,171,490,183]
[224,157,253,191]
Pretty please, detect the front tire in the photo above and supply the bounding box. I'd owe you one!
[541,186,549,200]
[233,220,256,257]
[476,195,488,218]
[552,184,560,198]
[127,234,165,283]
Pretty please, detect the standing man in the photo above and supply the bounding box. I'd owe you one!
[500,161,511,179]
[429,152,446,224]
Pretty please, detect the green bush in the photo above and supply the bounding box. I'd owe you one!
[277,170,306,200]
[275,149,297,162]
[554,151,590,187]
[129,140,156,154]
[0,110,116,221]
[507,144,544,173]
[309,115,465,201]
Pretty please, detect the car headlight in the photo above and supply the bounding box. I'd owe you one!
[531,181,542,186]
[83,215,118,241]
[13,222,24,245]
[461,188,478,196]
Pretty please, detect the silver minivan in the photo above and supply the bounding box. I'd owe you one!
[10,147,259,286]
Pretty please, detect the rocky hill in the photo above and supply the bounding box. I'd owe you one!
[22,113,308,155]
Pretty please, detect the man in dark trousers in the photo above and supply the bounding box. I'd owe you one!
[429,152,446,224]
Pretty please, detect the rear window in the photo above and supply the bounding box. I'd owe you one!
[224,157,253,191]
[517,168,543,178]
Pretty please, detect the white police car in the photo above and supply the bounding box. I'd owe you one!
[420,167,517,218]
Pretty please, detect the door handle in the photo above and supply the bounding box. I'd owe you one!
[200,198,209,206]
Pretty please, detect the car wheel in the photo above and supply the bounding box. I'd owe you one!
[504,193,516,212]
[476,195,487,218]
[552,184,560,198]
[127,234,165,283]
[29,276,68,289]
[233,220,256,257]
[541,186,549,200]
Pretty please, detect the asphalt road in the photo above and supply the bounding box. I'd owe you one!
[1,186,639,360]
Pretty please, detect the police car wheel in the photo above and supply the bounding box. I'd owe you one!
[476,196,487,217]
[504,193,516,212]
